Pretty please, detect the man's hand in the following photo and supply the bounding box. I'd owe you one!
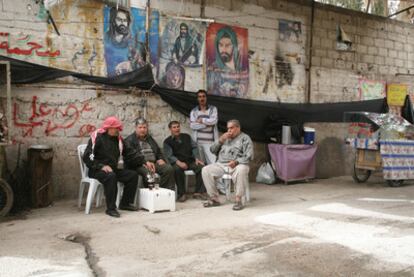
[219,132,230,144]
[176,160,188,170]
[101,165,113,173]
[228,160,238,169]
[195,159,205,166]
[156,159,166,166]
[196,118,203,124]
[144,161,156,173]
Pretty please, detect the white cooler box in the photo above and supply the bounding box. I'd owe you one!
[139,188,176,213]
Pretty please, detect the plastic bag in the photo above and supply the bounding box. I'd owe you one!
[255,162,276,185]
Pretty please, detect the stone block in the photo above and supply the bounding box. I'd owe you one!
[368,46,377,55]
[361,55,374,64]
[385,40,394,49]
[374,38,385,48]
[395,59,405,67]
[378,65,389,75]
[356,44,367,54]
[361,37,374,46]
[389,50,397,58]
[321,38,333,49]
[374,56,384,65]
[398,52,407,60]
[394,41,404,51]
[321,58,334,68]
[378,47,388,57]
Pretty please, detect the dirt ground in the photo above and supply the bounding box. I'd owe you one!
[1,174,414,276]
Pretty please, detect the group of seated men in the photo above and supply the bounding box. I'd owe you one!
[83,90,254,217]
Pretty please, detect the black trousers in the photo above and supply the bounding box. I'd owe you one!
[89,169,138,211]
[173,162,205,198]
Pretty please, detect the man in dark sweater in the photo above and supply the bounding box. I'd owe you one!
[163,121,206,202]
[83,116,140,218]
[124,118,175,191]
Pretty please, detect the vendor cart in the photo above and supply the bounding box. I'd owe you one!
[345,112,414,187]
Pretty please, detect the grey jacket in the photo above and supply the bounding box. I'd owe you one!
[210,132,253,164]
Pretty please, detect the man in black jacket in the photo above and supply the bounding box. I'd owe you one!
[163,120,206,202]
[124,118,175,191]
[83,116,141,218]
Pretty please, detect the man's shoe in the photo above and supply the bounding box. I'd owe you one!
[105,209,120,217]
[177,194,187,202]
[119,204,139,211]
[232,202,244,211]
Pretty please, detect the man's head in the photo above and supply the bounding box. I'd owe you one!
[218,34,233,64]
[179,23,189,38]
[215,26,239,69]
[197,89,207,107]
[135,117,148,139]
[227,119,241,139]
[109,7,131,37]
[101,116,123,137]
[168,121,181,137]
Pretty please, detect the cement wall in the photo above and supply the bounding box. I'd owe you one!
[2,0,414,198]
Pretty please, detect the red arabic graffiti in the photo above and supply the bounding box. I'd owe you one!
[13,96,95,137]
[0,32,61,58]
[78,124,97,137]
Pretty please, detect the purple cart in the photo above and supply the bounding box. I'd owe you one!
[268,144,317,184]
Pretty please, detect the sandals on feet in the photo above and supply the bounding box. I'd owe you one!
[203,200,220,208]
[232,202,244,211]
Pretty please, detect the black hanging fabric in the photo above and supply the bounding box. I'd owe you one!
[2,55,406,142]
[152,86,388,142]
[0,55,154,89]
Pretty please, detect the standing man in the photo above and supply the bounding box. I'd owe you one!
[83,116,140,218]
[190,89,219,164]
[172,23,199,65]
[164,121,206,202]
[190,89,225,194]
[124,118,175,191]
[202,119,253,211]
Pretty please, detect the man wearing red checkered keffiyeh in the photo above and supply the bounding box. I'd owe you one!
[83,116,144,217]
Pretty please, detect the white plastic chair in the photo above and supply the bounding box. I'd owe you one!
[184,170,195,191]
[78,144,139,214]
[221,166,250,204]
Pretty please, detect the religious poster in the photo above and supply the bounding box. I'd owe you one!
[157,17,206,90]
[359,79,386,100]
[278,19,302,43]
[103,6,159,77]
[206,23,249,98]
[387,84,407,107]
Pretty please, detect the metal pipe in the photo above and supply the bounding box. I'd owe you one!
[387,4,414,18]
[306,0,315,104]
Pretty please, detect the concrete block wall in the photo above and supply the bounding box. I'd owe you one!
[3,0,414,198]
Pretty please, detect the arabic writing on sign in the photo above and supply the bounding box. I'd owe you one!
[0,32,61,58]
[13,96,95,137]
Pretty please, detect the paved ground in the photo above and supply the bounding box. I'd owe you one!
[1,174,414,276]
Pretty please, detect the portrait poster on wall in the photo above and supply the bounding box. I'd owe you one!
[206,23,249,98]
[278,19,302,43]
[103,6,159,77]
[157,17,206,90]
[359,79,386,100]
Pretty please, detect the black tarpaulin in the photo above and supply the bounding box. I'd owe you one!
[2,55,403,142]
[0,55,154,89]
[152,86,388,142]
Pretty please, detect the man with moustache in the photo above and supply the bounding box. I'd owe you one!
[201,119,253,211]
[172,23,199,65]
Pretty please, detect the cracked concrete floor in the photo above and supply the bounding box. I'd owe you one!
[1,175,414,276]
